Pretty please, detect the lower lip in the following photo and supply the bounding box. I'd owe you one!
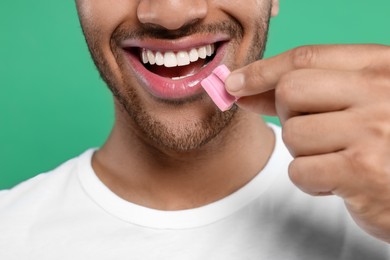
[124,43,227,100]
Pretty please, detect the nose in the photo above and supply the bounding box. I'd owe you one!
[137,0,208,31]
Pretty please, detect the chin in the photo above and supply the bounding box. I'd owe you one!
[119,88,238,152]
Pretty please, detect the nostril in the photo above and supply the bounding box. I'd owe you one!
[137,0,207,31]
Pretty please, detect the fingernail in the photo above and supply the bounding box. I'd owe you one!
[226,73,245,92]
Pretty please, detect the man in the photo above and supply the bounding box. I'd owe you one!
[1,0,390,259]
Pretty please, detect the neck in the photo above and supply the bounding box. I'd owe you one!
[92,109,275,210]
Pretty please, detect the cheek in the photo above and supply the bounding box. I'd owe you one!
[212,0,271,64]
[77,0,140,82]
[77,0,138,37]
[212,0,270,29]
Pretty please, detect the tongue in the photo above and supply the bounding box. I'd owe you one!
[148,59,206,78]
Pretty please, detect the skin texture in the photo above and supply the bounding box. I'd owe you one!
[225,45,390,243]
[77,0,390,244]
[75,0,277,210]
[76,0,273,151]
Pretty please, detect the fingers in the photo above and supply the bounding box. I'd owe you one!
[275,69,365,122]
[235,90,276,116]
[288,152,352,196]
[282,111,358,157]
[235,68,366,118]
[225,44,387,97]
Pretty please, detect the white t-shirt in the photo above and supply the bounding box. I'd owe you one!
[0,124,388,260]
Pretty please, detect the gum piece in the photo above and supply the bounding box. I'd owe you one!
[201,65,237,111]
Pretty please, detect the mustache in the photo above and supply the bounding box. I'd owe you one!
[112,20,244,43]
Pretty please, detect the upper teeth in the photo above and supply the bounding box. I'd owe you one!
[141,44,215,68]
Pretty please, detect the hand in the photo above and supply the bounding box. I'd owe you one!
[226,44,390,243]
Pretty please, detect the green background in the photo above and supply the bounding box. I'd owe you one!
[1,1,390,189]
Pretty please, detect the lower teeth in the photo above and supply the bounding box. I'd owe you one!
[170,59,212,80]
[171,73,195,81]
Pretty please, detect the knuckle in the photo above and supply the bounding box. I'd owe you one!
[351,102,390,141]
[290,45,318,68]
[276,71,306,112]
[275,73,295,105]
[359,63,390,94]
[360,68,387,87]
[344,148,387,179]
[346,149,369,172]
[366,115,390,141]
[346,196,372,216]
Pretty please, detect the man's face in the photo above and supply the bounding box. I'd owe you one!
[76,0,278,151]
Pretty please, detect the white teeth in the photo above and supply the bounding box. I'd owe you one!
[164,52,178,67]
[155,51,164,66]
[176,51,190,66]
[140,44,215,68]
[198,46,207,59]
[210,44,215,55]
[206,45,212,56]
[141,49,148,64]
[147,50,155,65]
[189,48,199,62]
[171,73,194,81]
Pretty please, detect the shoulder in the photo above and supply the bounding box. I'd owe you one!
[0,150,98,254]
[0,149,94,213]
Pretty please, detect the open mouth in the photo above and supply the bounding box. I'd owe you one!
[138,44,216,80]
[122,38,228,100]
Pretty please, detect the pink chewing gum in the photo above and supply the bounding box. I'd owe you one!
[201,65,238,111]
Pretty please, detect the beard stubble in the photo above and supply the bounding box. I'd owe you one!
[78,12,271,152]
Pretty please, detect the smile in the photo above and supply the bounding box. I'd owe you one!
[141,44,215,73]
[121,35,229,101]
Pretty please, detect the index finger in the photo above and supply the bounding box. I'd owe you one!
[225,44,388,97]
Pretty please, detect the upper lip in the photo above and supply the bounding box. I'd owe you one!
[119,33,230,100]
[120,33,231,52]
